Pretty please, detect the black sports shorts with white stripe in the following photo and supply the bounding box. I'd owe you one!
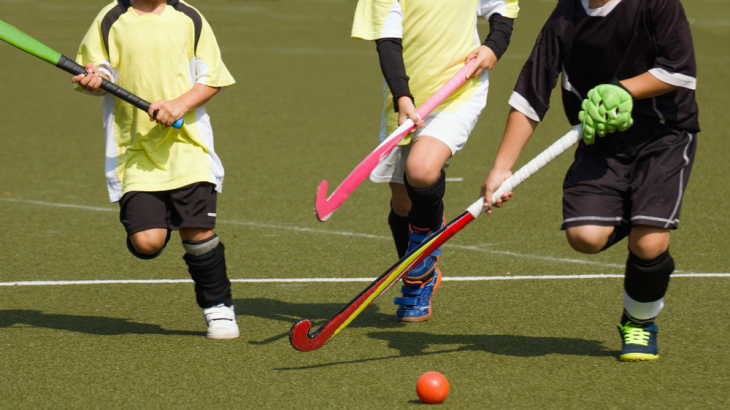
[561,125,696,230]
[119,182,218,236]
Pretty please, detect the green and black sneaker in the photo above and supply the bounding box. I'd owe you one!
[617,318,659,362]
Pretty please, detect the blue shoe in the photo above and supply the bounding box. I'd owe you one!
[404,223,442,280]
[617,320,659,361]
[394,268,441,322]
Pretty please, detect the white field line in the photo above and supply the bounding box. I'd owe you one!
[0,197,623,269]
[1,273,729,287]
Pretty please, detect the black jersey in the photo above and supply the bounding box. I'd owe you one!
[510,0,699,132]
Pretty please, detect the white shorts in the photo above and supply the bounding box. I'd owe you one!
[370,73,489,184]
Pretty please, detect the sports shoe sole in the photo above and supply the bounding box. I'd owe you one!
[207,328,240,340]
[620,352,658,362]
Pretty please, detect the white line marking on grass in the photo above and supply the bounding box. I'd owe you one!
[445,178,464,182]
[0,197,630,269]
[1,198,117,212]
[1,273,728,287]
[213,223,612,269]
[688,19,730,27]
[222,46,375,57]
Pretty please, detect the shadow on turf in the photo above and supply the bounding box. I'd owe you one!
[234,297,405,345]
[370,331,615,358]
[0,310,204,336]
[275,332,615,370]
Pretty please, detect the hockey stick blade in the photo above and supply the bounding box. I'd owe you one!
[291,125,582,351]
[314,59,477,222]
[290,211,473,351]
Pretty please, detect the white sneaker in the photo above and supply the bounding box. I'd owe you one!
[202,303,239,339]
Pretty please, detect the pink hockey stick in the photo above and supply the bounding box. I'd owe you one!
[315,58,477,222]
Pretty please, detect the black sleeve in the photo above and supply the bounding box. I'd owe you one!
[650,0,696,80]
[482,13,514,60]
[375,38,413,112]
[512,21,563,122]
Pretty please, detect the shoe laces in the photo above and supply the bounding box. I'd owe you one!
[619,322,650,346]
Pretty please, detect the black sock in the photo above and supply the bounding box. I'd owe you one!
[183,237,232,308]
[388,202,410,258]
[624,249,674,304]
[404,169,445,231]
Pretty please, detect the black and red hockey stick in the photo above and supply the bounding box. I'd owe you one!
[289,125,583,351]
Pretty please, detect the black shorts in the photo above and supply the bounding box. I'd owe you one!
[561,125,696,230]
[119,182,218,236]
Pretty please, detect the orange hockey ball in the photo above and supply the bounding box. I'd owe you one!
[416,371,450,404]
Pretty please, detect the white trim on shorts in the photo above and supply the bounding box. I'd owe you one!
[561,132,694,230]
[370,71,489,184]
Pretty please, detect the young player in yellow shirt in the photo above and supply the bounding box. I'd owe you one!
[352,0,519,321]
[73,0,238,339]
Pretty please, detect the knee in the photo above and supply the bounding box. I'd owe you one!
[405,165,441,189]
[129,230,168,255]
[565,226,615,254]
[629,226,670,260]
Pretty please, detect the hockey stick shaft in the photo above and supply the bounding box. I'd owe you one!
[314,59,477,222]
[0,19,183,129]
[290,125,582,351]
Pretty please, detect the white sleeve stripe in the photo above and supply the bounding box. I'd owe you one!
[477,0,507,19]
[508,92,541,122]
[649,68,697,90]
[381,1,403,38]
[190,56,210,86]
[97,59,118,83]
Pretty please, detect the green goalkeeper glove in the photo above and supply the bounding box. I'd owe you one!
[578,84,634,145]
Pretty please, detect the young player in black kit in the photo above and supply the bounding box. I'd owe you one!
[482,0,699,361]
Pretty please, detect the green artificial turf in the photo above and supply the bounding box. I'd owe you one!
[1,0,729,408]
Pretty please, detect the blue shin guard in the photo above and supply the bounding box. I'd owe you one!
[393,223,443,321]
[404,224,443,280]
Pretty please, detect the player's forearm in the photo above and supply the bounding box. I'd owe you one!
[177,84,221,112]
[491,108,538,171]
[376,38,412,112]
[619,72,679,100]
[482,14,514,60]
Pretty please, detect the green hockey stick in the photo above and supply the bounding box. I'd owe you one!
[0,18,183,128]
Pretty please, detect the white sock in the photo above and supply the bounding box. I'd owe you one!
[623,290,664,321]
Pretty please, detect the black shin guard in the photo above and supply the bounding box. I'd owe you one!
[404,169,445,231]
[624,249,674,304]
[183,236,232,308]
[388,202,410,258]
[600,222,631,252]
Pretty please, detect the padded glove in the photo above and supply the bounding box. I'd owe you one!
[578,84,633,144]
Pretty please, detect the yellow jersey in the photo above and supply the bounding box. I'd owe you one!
[352,0,518,143]
[76,0,235,202]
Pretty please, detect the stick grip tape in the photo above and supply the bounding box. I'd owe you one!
[58,55,183,129]
[466,125,583,219]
